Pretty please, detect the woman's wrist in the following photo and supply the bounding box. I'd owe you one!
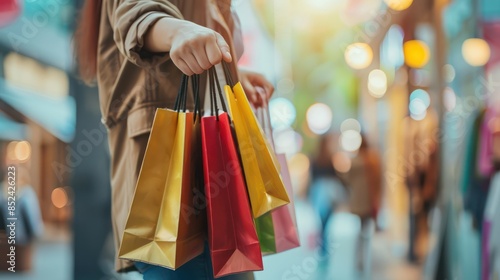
[144,17,195,53]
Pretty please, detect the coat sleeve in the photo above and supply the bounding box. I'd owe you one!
[106,0,184,67]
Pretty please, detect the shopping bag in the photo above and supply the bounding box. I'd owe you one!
[222,62,290,218]
[119,75,205,270]
[255,212,277,254]
[255,107,300,254]
[273,154,300,252]
[202,67,263,277]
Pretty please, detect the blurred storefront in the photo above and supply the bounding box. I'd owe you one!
[0,0,75,224]
[0,1,112,279]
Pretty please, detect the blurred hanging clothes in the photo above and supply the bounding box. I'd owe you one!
[462,108,495,229]
[461,109,486,195]
[483,172,500,280]
[481,110,500,280]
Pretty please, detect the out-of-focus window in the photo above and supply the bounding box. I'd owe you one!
[4,52,69,98]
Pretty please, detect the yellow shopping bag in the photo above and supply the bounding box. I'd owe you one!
[223,64,290,218]
[119,76,205,269]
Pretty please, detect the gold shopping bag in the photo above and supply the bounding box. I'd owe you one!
[119,76,205,269]
[222,63,290,218]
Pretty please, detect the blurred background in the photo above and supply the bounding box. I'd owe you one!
[1,0,500,279]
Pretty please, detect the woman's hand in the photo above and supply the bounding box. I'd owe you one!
[145,18,232,75]
[239,69,274,108]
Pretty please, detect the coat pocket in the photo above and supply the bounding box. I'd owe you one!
[127,106,156,138]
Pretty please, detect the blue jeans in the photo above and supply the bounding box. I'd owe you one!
[135,244,255,280]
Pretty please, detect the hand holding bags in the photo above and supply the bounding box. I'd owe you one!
[222,63,290,218]
[118,64,295,275]
[202,68,263,278]
[119,75,205,270]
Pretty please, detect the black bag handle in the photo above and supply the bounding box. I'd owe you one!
[208,66,231,122]
[174,74,188,111]
[174,74,201,120]
[209,68,217,118]
[222,61,235,87]
[191,74,201,121]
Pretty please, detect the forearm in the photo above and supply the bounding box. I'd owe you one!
[143,16,231,75]
[144,17,193,53]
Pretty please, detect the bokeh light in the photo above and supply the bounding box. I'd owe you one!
[274,128,303,155]
[51,187,69,209]
[341,118,361,133]
[368,69,388,98]
[340,130,363,152]
[344,43,373,70]
[306,103,333,135]
[462,38,491,67]
[409,99,427,115]
[6,141,31,162]
[384,0,414,11]
[15,141,31,162]
[6,141,17,162]
[404,40,430,68]
[269,97,297,129]
[444,87,457,112]
[409,96,428,120]
[443,64,456,83]
[410,89,431,108]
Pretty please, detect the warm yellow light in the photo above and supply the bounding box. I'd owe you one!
[51,188,69,209]
[6,141,18,161]
[345,43,373,70]
[14,141,31,162]
[368,69,388,98]
[384,0,413,11]
[462,38,491,67]
[404,40,430,68]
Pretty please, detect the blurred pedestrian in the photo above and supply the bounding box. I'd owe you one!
[76,1,274,279]
[403,112,438,262]
[342,135,382,272]
[309,134,346,252]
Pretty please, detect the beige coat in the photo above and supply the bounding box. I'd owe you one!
[344,149,382,219]
[96,0,241,271]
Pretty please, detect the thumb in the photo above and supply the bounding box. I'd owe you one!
[215,32,232,63]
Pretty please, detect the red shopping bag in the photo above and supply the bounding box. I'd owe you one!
[202,68,263,278]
